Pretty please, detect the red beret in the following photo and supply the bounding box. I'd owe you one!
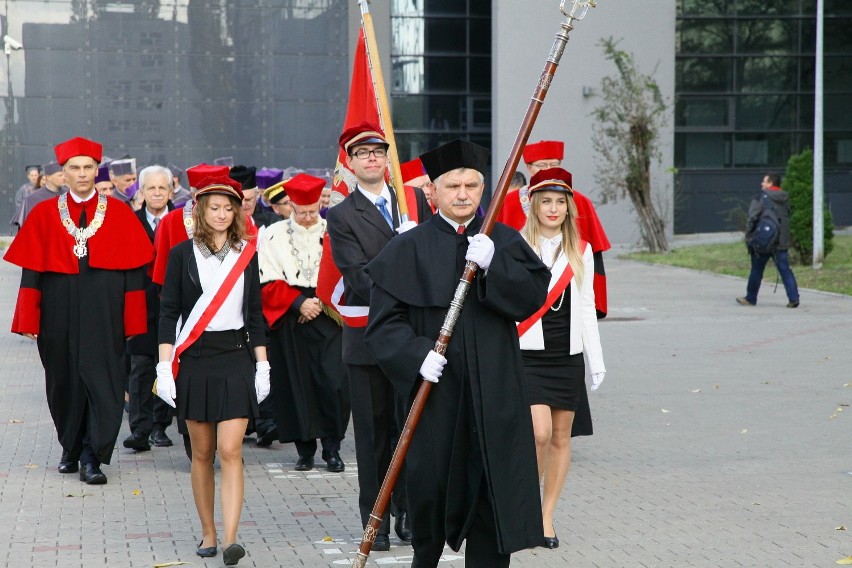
[54,137,103,165]
[339,121,388,153]
[523,140,564,164]
[528,167,574,196]
[193,174,243,201]
[186,164,230,191]
[284,173,325,206]
[400,158,426,184]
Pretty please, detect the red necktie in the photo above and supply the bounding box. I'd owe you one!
[457,225,465,235]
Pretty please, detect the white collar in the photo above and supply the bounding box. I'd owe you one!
[357,183,392,206]
[438,210,474,233]
[69,189,97,203]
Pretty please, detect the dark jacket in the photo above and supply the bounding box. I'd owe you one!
[746,187,792,250]
[128,204,174,355]
[158,239,265,353]
[325,185,433,365]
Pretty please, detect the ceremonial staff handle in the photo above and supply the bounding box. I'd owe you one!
[359,0,410,222]
[351,2,596,566]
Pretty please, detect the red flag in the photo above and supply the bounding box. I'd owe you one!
[318,28,378,327]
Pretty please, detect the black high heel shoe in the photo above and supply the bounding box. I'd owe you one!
[196,539,217,558]
[543,533,560,549]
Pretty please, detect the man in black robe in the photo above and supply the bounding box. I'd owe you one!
[4,136,153,485]
[363,139,550,567]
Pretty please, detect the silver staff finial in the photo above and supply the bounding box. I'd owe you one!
[560,0,596,20]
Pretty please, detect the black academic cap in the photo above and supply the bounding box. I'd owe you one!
[420,139,489,181]
[229,165,257,190]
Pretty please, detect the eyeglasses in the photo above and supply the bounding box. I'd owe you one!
[351,148,387,160]
[531,160,561,169]
[294,209,320,218]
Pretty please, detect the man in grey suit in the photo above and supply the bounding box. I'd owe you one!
[326,121,432,551]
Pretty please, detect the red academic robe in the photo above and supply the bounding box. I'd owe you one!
[3,193,153,464]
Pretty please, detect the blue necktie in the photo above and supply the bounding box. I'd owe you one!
[375,196,393,229]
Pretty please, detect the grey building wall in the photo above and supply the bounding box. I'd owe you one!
[492,1,677,246]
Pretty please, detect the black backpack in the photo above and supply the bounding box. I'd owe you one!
[747,193,780,255]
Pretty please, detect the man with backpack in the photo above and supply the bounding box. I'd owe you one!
[737,174,800,308]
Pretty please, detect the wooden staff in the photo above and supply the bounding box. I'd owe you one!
[359,0,410,222]
[351,2,597,566]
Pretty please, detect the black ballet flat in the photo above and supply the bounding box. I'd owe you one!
[196,539,217,558]
[543,534,560,549]
[223,543,246,565]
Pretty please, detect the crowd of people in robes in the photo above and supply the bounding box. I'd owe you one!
[5,129,609,567]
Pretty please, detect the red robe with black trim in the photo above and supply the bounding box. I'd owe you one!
[3,193,153,465]
[497,187,611,318]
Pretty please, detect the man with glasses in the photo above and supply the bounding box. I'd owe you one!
[326,122,433,551]
[259,174,350,473]
[497,139,611,319]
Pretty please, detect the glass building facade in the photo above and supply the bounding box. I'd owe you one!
[674,0,852,232]
[0,0,349,231]
[389,0,491,164]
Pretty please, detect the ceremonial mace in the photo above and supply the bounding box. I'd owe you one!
[351,2,596,566]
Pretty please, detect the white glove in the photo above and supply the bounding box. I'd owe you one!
[466,234,495,270]
[255,360,271,403]
[419,350,447,384]
[155,362,177,408]
[396,220,417,234]
[591,372,606,391]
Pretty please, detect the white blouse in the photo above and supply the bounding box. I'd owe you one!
[193,243,245,331]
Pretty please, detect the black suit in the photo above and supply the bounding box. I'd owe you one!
[126,206,174,439]
[326,184,432,536]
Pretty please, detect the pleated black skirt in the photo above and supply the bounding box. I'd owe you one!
[522,348,586,410]
[176,329,258,423]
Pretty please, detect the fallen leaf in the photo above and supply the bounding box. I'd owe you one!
[836,526,847,531]
[752,502,760,506]
[24,463,38,469]
[690,389,701,393]
[714,384,720,389]
[831,414,838,419]
[661,408,670,413]
[844,383,850,388]
[835,556,852,565]
[8,419,23,423]
[322,536,333,542]
[741,429,748,434]
[761,381,770,385]
[132,489,142,496]
[836,408,844,413]
[66,493,93,498]
[154,563,189,567]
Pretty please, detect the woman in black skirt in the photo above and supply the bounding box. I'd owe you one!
[156,171,268,566]
[518,168,606,549]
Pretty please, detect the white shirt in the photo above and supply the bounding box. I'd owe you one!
[69,189,97,203]
[193,243,245,331]
[538,234,563,268]
[145,208,168,232]
[357,184,397,222]
[437,210,474,233]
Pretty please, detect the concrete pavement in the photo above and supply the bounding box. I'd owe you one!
[0,250,849,567]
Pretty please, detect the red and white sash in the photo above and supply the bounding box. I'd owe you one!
[171,239,256,376]
[517,240,586,348]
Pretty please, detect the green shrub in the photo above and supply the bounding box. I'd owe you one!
[783,148,833,263]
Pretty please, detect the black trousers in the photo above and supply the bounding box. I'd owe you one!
[347,364,407,536]
[295,437,340,457]
[411,480,510,568]
[127,354,173,436]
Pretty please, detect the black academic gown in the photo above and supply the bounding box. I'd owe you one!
[363,215,550,555]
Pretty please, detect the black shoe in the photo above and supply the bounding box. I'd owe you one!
[79,463,107,485]
[149,429,173,447]
[123,433,151,452]
[372,534,390,552]
[294,456,314,471]
[58,451,78,474]
[196,539,217,558]
[324,452,345,473]
[394,511,412,543]
[255,425,277,447]
[787,301,800,308]
[222,543,246,565]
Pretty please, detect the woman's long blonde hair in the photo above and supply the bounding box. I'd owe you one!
[522,190,585,289]
[192,193,248,253]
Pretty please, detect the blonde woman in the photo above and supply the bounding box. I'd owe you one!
[518,167,606,549]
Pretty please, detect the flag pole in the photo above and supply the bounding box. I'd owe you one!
[359,0,410,221]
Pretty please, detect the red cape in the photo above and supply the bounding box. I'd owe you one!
[4,195,153,273]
